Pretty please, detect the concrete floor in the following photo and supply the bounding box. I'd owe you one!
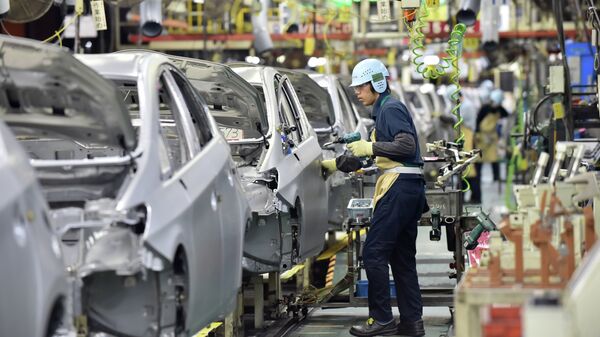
[287,307,452,337]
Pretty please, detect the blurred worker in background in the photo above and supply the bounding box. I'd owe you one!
[321,59,427,337]
[472,87,509,203]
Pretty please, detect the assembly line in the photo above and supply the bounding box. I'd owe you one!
[1,1,600,337]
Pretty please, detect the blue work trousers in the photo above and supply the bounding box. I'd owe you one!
[363,175,426,324]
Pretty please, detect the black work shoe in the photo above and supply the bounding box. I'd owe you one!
[349,318,397,337]
[396,319,425,336]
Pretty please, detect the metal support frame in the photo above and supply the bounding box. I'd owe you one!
[253,275,264,329]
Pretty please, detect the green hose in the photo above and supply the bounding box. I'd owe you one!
[406,2,469,190]
[504,82,525,211]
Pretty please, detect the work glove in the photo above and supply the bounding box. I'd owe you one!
[347,139,374,157]
[321,159,337,174]
[336,155,364,173]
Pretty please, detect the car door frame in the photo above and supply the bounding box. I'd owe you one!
[275,74,328,260]
[168,67,248,316]
[145,66,227,331]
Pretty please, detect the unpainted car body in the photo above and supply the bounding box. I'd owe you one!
[0,36,249,337]
[223,63,329,273]
[78,52,250,336]
[0,121,67,337]
[296,72,371,228]
[305,73,370,140]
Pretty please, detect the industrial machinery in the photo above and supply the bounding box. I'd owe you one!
[455,141,600,337]
[426,140,481,188]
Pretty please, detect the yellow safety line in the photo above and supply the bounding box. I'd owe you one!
[281,264,305,281]
[316,228,367,261]
[193,322,223,337]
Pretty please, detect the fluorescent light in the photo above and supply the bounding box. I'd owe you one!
[245,56,260,64]
[423,55,440,66]
[420,83,435,93]
[308,57,327,68]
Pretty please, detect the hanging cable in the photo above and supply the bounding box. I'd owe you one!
[0,20,13,37]
[553,0,574,140]
[42,13,81,46]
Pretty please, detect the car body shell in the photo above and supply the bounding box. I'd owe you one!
[0,121,68,337]
[226,63,329,273]
[78,52,250,335]
[293,72,371,228]
[0,36,249,336]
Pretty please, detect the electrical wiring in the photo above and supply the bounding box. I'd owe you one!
[461,165,471,192]
[0,20,13,37]
[530,93,561,134]
[42,13,81,47]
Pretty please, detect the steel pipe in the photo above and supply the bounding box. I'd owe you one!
[140,0,162,38]
[456,0,481,26]
[0,0,9,17]
[251,0,273,55]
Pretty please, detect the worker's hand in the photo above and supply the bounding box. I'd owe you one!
[347,139,373,157]
[321,159,337,174]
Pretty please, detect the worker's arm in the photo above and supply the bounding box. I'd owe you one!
[372,132,416,159]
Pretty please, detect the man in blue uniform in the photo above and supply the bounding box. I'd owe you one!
[322,59,427,337]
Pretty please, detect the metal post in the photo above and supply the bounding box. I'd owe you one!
[74,13,81,53]
[253,275,264,329]
[222,290,243,337]
[357,176,365,199]
[347,228,355,304]
[113,1,121,51]
[303,258,312,290]
[268,272,281,307]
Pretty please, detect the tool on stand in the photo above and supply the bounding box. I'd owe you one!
[429,208,442,241]
[464,210,496,250]
[426,140,481,188]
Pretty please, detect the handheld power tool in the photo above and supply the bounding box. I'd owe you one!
[464,211,496,250]
[323,131,362,147]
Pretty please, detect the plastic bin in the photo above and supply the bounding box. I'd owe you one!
[565,42,596,88]
[355,280,397,298]
[347,198,374,219]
